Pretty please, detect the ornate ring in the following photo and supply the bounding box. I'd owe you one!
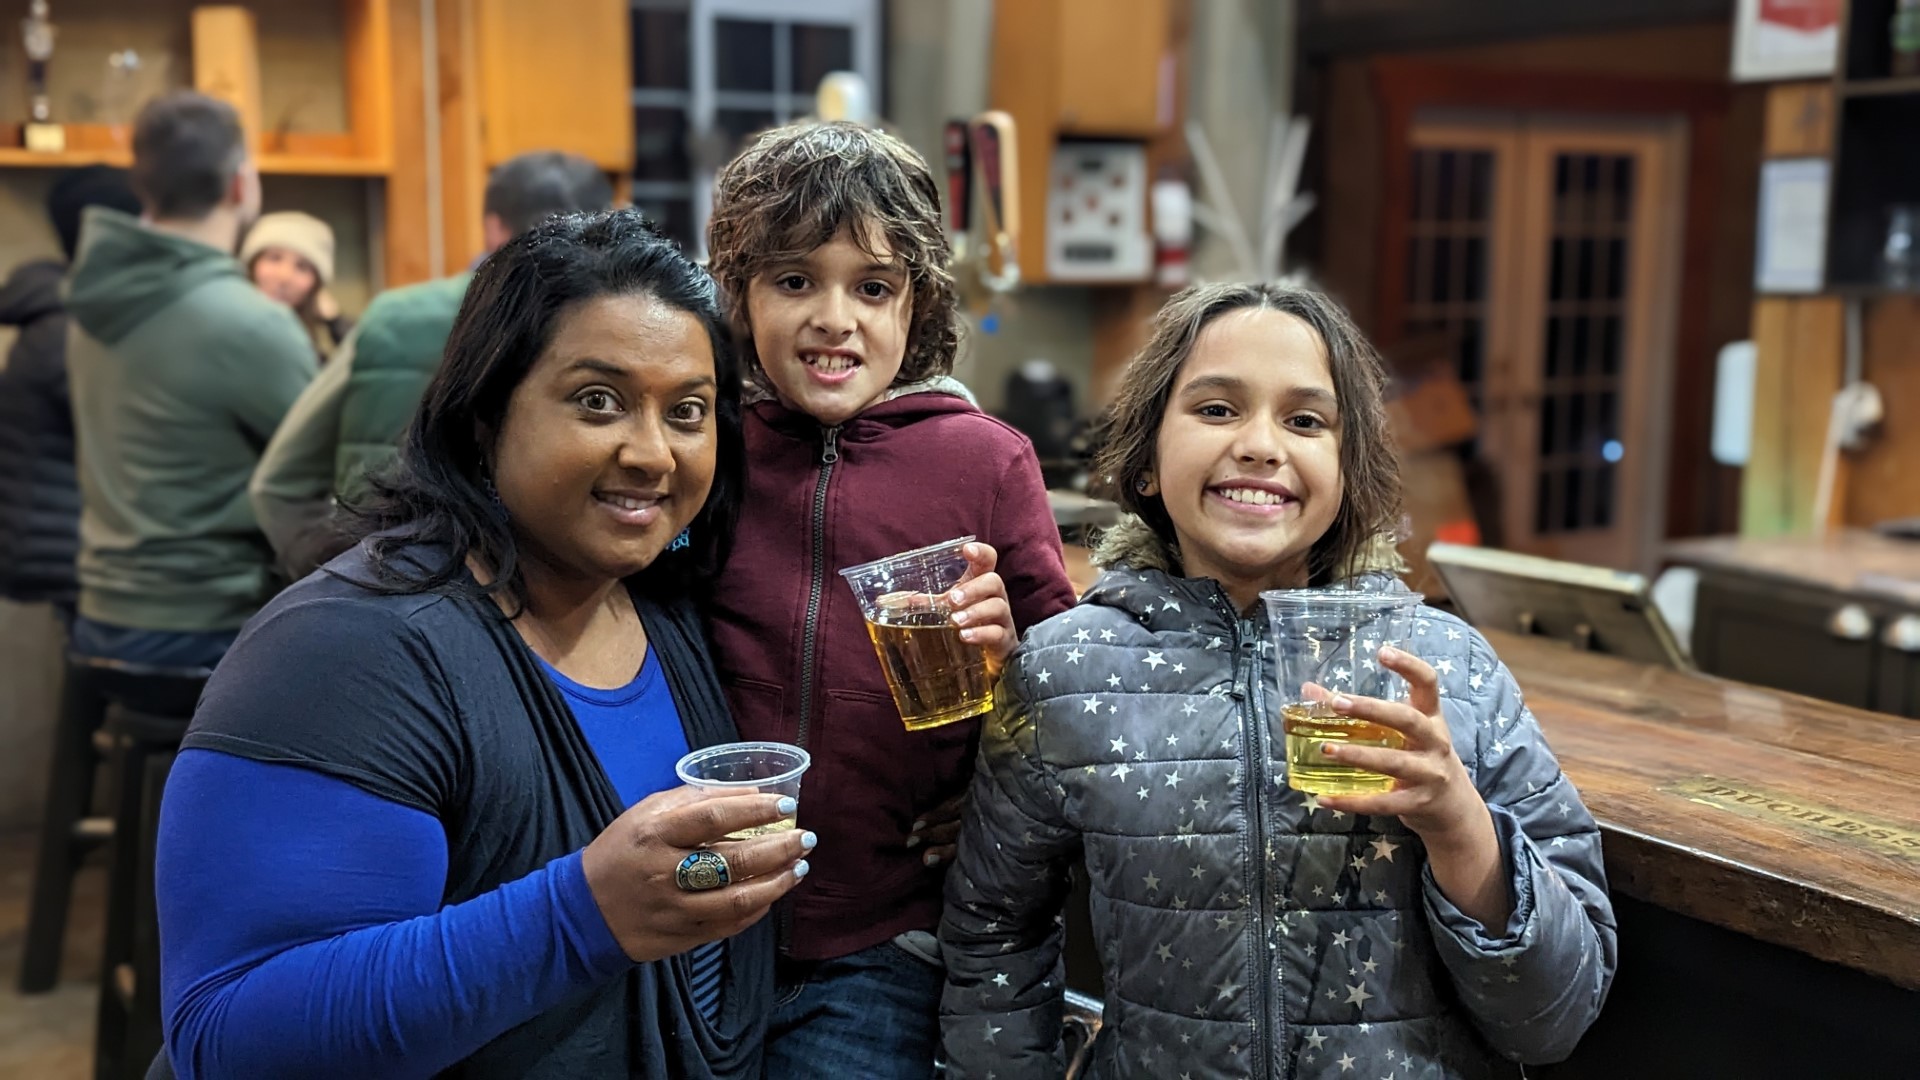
[675,849,732,892]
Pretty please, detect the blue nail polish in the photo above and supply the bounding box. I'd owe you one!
[776,796,798,816]
[801,831,818,851]
[794,860,810,878]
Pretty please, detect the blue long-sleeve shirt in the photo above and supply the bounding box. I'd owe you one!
[158,649,704,1079]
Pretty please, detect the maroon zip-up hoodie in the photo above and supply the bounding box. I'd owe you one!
[708,389,1076,962]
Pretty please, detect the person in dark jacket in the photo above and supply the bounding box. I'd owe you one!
[703,122,1078,1079]
[156,209,808,1079]
[0,165,140,612]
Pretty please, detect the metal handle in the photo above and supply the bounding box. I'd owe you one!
[1882,614,1920,653]
[1828,603,1874,642]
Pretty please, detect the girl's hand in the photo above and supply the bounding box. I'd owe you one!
[580,785,814,964]
[906,789,967,868]
[1315,646,1510,926]
[948,542,1018,668]
[1315,646,1488,845]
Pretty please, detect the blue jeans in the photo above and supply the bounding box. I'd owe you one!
[69,616,238,671]
[765,939,943,1080]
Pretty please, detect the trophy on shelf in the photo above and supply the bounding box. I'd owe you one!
[22,0,64,152]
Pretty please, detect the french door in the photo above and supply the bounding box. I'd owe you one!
[1402,113,1685,570]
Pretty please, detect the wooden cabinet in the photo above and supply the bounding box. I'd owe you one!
[0,0,393,175]
[991,0,1172,285]
[472,0,633,171]
[1675,532,1920,718]
[1054,0,1170,137]
[1691,575,1882,709]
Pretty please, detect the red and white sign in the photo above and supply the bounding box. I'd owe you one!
[1759,0,1840,36]
[1734,0,1841,81]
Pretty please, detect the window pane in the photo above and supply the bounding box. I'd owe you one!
[716,108,778,155]
[631,194,694,250]
[632,10,690,89]
[790,23,853,94]
[716,19,774,92]
[634,108,689,181]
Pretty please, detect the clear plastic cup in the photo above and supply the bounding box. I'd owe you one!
[838,536,994,731]
[675,741,811,839]
[1262,587,1424,796]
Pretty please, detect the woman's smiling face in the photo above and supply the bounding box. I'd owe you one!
[491,292,719,583]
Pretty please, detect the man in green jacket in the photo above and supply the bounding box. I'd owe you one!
[250,151,612,579]
[66,91,316,669]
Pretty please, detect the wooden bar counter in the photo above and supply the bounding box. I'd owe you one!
[1494,630,1920,986]
[1495,631,1920,1077]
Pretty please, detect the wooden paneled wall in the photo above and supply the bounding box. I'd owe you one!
[1844,297,1920,528]
[1742,83,1920,535]
[1742,294,1843,535]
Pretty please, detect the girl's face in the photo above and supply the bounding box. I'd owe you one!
[744,221,912,426]
[1149,308,1344,610]
[491,293,719,585]
[251,246,319,308]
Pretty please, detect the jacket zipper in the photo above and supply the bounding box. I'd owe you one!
[794,425,841,750]
[1218,594,1280,1080]
[781,424,840,958]
[1245,616,1287,1078]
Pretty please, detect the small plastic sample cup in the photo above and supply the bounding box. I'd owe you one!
[675,741,811,839]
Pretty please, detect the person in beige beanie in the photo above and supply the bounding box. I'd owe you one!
[242,210,352,360]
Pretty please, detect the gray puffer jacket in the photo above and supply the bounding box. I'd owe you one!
[939,521,1617,1079]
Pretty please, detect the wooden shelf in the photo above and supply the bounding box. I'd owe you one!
[260,154,391,177]
[0,146,130,169]
[0,125,390,177]
[1839,75,1920,99]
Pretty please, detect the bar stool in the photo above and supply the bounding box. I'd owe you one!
[17,654,113,993]
[83,659,209,1080]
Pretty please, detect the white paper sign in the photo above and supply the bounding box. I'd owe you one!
[1755,157,1829,294]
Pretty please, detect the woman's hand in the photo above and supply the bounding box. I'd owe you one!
[906,789,967,868]
[580,785,814,964]
[947,542,1018,669]
[1315,646,1511,927]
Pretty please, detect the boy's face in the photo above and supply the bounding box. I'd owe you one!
[1148,308,1344,606]
[745,222,912,427]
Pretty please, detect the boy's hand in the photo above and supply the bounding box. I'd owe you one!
[948,542,1018,668]
[906,789,967,867]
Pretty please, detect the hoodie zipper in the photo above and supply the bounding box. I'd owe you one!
[794,425,841,750]
[1217,592,1282,1080]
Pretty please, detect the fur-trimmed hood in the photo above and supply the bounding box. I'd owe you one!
[1090,511,1408,581]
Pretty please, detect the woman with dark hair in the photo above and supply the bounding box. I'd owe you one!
[154,209,809,1079]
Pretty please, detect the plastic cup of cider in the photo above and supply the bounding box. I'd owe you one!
[1262,587,1424,796]
[839,536,995,731]
[675,742,811,840]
